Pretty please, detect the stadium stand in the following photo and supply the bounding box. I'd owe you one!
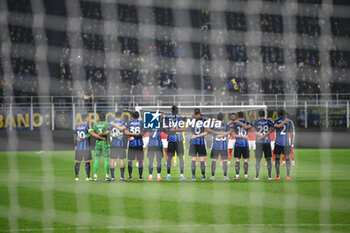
[0,0,349,102]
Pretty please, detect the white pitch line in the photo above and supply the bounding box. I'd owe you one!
[1,223,350,232]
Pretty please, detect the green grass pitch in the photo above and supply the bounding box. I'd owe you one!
[0,149,350,232]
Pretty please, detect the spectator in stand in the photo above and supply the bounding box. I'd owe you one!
[2,0,350,101]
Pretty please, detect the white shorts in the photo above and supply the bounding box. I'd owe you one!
[162,139,168,149]
[271,141,275,151]
[142,137,149,149]
[228,139,236,149]
[249,140,256,151]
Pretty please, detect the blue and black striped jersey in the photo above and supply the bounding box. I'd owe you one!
[252,119,274,143]
[148,128,162,147]
[211,122,230,151]
[108,120,125,148]
[74,123,91,151]
[274,118,295,146]
[164,115,184,142]
[231,120,250,147]
[190,119,206,145]
[127,119,143,147]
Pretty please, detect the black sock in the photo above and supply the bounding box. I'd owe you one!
[120,167,125,178]
[200,161,205,176]
[148,165,153,175]
[110,168,115,178]
[211,161,217,176]
[139,163,143,179]
[223,161,228,177]
[157,164,161,174]
[75,162,80,178]
[148,158,153,175]
[167,156,172,174]
[156,157,162,174]
[85,162,90,178]
[149,156,154,175]
[235,161,240,175]
[191,160,196,176]
[128,161,133,178]
[286,158,291,177]
[275,158,280,177]
[255,158,261,178]
[244,162,248,175]
[266,158,272,178]
[179,156,184,174]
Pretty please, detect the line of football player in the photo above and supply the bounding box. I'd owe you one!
[73,106,295,182]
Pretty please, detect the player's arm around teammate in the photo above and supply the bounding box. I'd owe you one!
[273,117,289,129]
[89,130,107,141]
[230,131,249,140]
[110,121,125,131]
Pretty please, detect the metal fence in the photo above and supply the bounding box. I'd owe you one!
[1,93,350,108]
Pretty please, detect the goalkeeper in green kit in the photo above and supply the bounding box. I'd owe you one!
[89,113,111,181]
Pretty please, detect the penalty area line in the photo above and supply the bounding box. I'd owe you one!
[1,223,350,232]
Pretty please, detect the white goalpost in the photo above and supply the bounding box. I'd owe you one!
[135,105,268,118]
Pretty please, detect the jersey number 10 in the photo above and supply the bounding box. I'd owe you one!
[77,131,85,140]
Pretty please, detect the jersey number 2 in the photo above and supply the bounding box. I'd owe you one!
[280,125,286,135]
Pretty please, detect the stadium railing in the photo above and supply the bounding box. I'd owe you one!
[1,93,350,107]
[0,93,349,130]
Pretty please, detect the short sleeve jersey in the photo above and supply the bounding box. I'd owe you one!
[211,122,230,151]
[127,119,144,147]
[90,121,109,148]
[190,118,206,145]
[108,120,126,148]
[274,118,295,146]
[164,115,184,142]
[74,123,91,151]
[252,119,274,143]
[148,128,162,148]
[231,120,250,147]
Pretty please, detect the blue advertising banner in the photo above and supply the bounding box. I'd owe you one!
[297,108,347,128]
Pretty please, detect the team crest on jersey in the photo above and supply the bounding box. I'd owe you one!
[144,110,161,129]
